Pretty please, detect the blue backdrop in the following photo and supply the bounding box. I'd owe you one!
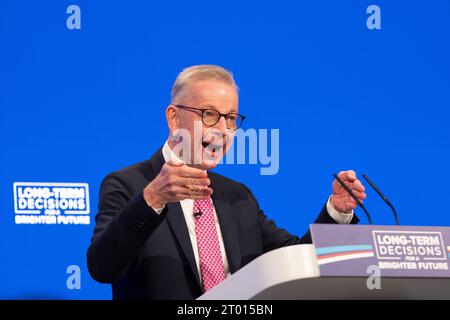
[1,0,449,299]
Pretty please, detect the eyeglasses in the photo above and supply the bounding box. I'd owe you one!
[173,104,246,130]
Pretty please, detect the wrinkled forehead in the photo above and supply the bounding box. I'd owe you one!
[177,80,239,113]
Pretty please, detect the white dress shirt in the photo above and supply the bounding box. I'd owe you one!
[149,141,354,283]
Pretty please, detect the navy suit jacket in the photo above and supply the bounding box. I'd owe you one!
[87,147,358,299]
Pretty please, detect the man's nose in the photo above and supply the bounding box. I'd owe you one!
[214,116,228,134]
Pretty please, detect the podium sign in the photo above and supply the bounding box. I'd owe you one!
[310,224,450,278]
[199,225,450,300]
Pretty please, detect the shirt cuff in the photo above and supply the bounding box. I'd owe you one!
[142,190,166,214]
[327,195,353,224]
[151,205,165,215]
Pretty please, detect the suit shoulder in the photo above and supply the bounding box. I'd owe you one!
[116,159,153,176]
[102,159,155,191]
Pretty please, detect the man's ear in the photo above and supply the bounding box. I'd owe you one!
[166,104,180,134]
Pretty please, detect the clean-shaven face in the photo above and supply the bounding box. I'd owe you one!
[171,80,239,170]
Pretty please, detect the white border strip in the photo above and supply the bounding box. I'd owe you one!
[13,182,90,215]
[318,252,375,266]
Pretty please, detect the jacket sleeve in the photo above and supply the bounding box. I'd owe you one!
[87,172,167,283]
[241,183,359,253]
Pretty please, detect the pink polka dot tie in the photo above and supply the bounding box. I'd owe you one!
[193,197,226,292]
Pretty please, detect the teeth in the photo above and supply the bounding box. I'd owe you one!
[202,142,222,148]
[202,138,224,155]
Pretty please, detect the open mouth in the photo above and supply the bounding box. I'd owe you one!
[201,140,224,158]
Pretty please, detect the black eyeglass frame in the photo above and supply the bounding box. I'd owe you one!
[173,104,246,130]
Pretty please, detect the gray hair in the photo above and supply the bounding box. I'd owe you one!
[171,65,238,103]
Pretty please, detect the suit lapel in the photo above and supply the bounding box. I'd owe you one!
[150,148,202,288]
[211,178,242,274]
[149,148,241,283]
[166,202,202,288]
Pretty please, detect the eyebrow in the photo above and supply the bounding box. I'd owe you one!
[200,104,238,114]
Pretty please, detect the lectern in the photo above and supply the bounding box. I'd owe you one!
[198,224,450,300]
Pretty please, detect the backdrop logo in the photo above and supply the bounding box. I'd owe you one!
[13,182,90,225]
[373,230,448,271]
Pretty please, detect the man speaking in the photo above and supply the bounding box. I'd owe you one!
[87,65,367,299]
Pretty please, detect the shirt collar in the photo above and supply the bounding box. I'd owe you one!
[162,140,183,164]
